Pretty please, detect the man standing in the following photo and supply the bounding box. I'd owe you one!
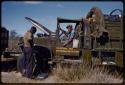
[23,26,37,78]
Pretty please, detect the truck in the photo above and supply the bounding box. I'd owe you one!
[25,7,123,68]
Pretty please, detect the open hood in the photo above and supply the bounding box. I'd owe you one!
[25,17,54,35]
[57,17,82,23]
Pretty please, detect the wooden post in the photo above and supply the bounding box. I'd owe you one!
[56,18,60,47]
[82,49,92,65]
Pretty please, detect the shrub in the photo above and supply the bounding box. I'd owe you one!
[53,62,123,83]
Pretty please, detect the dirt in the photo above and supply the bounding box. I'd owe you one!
[1,71,57,83]
[1,68,123,83]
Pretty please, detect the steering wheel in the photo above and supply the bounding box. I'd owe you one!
[57,25,69,42]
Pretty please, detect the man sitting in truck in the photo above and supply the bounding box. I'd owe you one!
[63,25,74,47]
[74,24,84,49]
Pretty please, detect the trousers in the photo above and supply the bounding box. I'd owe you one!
[23,47,35,78]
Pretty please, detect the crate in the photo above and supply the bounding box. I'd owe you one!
[104,14,123,50]
[55,47,80,56]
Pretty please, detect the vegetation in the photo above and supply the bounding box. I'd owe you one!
[53,63,123,83]
[8,30,21,51]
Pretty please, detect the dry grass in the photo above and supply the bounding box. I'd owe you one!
[1,63,123,83]
[53,63,123,83]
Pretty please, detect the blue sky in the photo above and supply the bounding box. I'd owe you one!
[2,1,123,36]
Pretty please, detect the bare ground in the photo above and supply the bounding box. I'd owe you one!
[1,71,123,83]
[1,71,57,83]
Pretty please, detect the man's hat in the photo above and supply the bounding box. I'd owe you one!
[66,25,72,29]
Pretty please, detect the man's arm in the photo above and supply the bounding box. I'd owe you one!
[63,33,74,47]
[63,38,73,47]
[23,31,34,48]
[27,32,34,47]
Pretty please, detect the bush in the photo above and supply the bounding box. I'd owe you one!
[53,63,122,83]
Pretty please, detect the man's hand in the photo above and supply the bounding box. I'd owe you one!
[62,43,66,47]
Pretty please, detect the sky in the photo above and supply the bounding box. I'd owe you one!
[2,1,123,36]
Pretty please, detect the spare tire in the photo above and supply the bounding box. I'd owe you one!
[96,32,109,45]
[33,45,51,72]
[17,45,51,74]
